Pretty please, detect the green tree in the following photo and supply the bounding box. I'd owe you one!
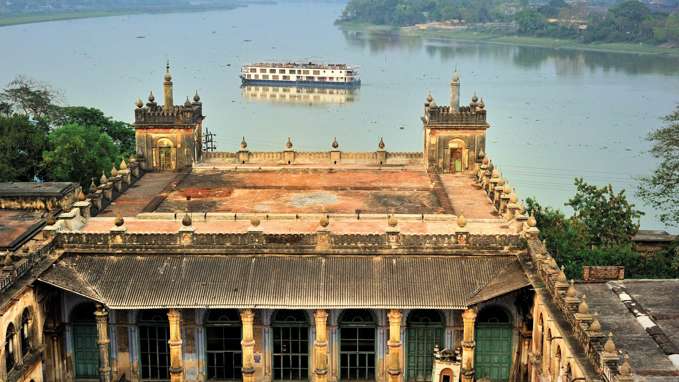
[665,12,679,44]
[42,124,119,187]
[566,178,643,247]
[515,9,546,34]
[638,106,679,226]
[0,114,48,181]
[0,76,59,120]
[50,106,135,156]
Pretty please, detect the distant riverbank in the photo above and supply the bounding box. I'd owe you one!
[0,3,254,28]
[338,21,679,58]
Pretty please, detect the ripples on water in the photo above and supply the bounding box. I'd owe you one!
[0,1,677,229]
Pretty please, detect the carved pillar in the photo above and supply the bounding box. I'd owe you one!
[95,304,112,382]
[461,308,477,382]
[314,310,329,382]
[167,309,183,382]
[387,309,402,382]
[240,309,256,382]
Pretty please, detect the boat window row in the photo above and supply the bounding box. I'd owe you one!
[248,68,345,75]
[246,74,352,82]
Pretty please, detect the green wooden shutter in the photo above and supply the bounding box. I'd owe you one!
[73,324,99,378]
[474,324,512,382]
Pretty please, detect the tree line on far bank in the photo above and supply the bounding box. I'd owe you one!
[0,76,134,188]
[339,0,679,46]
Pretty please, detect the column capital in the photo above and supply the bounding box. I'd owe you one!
[387,309,402,322]
[240,308,255,323]
[167,308,181,320]
[314,309,328,321]
[462,308,477,322]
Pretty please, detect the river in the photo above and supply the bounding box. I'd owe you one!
[1,1,678,230]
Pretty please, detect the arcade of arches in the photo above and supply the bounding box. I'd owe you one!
[6,291,536,382]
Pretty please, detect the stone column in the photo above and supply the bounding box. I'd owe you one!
[314,310,329,382]
[95,304,112,382]
[240,309,256,382]
[461,308,477,382]
[167,309,183,382]
[387,309,402,382]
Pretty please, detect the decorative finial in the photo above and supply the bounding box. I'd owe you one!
[164,60,172,81]
[148,91,155,103]
[589,313,601,332]
[319,215,329,228]
[111,164,118,178]
[78,190,86,202]
[619,353,632,376]
[240,136,248,150]
[471,93,479,103]
[331,137,339,149]
[578,294,589,314]
[557,265,567,282]
[120,159,128,170]
[89,178,97,193]
[527,211,537,227]
[286,137,293,150]
[478,150,485,159]
[184,96,191,107]
[604,332,616,353]
[135,97,143,108]
[378,137,385,150]
[566,279,577,298]
[3,253,12,266]
[250,216,260,227]
[193,90,200,103]
[452,68,460,82]
[457,212,467,228]
[182,213,192,227]
[426,92,433,103]
[100,171,108,185]
[114,212,124,227]
[387,214,398,228]
[479,98,485,109]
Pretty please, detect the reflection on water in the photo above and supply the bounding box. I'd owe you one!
[241,85,358,105]
[343,29,679,76]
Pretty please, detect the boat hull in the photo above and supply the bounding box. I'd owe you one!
[240,77,361,89]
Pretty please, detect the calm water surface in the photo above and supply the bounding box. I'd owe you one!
[1,2,678,230]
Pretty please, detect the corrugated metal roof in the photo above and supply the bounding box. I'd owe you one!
[38,255,528,309]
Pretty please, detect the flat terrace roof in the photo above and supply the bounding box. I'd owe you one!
[0,210,45,250]
[112,166,497,218]
[0,182,76,197]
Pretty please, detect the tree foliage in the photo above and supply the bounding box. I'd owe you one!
[566,178,643,247]
[50,106,135,156]
[524,179,671,280]
[0,76,133,187]
[638,105,679,226]
[42,124,119,187]
[0,114,48,181]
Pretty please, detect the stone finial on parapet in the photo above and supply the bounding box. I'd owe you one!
[386,215,400,247]
[110,212,126,245]
[554,265,569,291]
[74,189,92,219]
[284,137,295,165]
[616,353,634,382]
[588,312,602,334]
[179,212,194,245]
[565,280,580,310]
[575,294,593,324]
[376,137,387,165]
[330,137,341,164]
[525,211,539,239]
[238,136,250,164]
[111,163,123,193]
[455,212,469,245]
[316,215,331,251]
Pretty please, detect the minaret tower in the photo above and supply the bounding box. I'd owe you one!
[450,68,460,112]
[163,61,173,111]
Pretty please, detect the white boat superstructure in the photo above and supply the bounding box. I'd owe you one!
[241,62,361,87]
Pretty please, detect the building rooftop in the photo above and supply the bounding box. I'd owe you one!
[0,210,45,251]
[578,280,679,381]
[0,182,76,198]
[104,166,498,219]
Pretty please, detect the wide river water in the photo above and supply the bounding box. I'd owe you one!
[1,1,678,230]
